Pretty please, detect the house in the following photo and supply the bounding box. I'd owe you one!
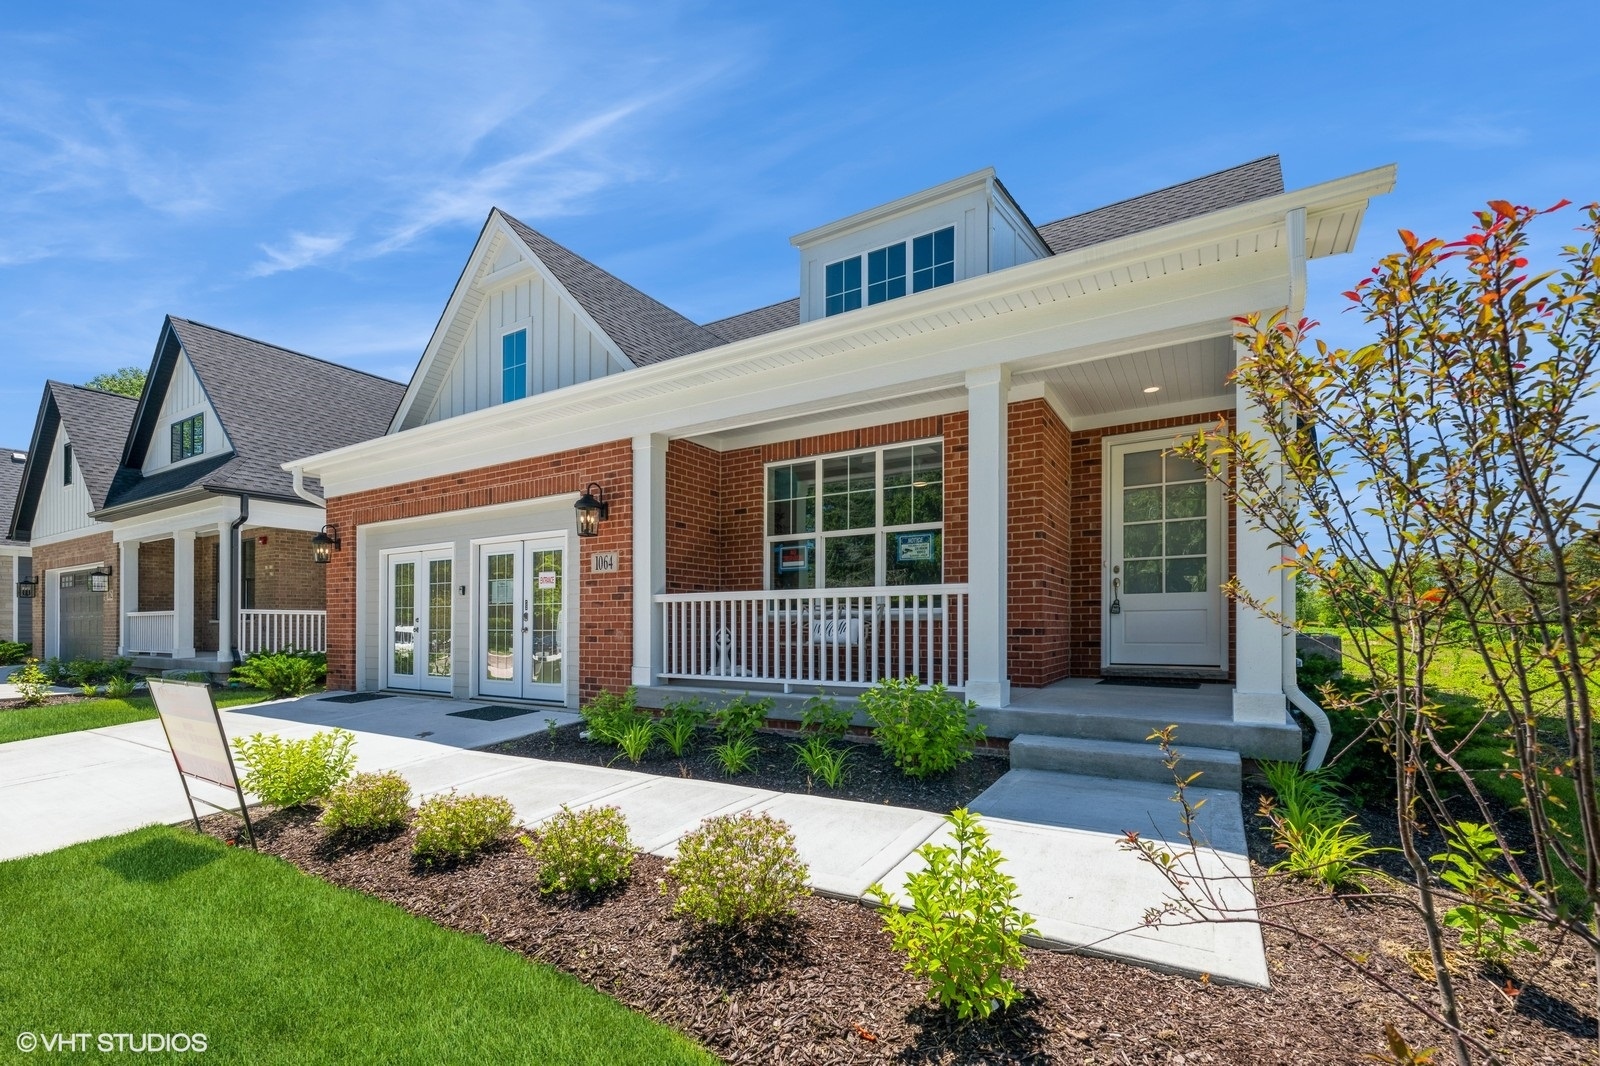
[0,447,32,649]
[287,156,1395,765]
[9,318,406,675]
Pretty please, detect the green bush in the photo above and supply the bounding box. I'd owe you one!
[800,692,853,740]
[320,771,412,837]
[868,808,1036,1020]
[39,658,68,685]
[106,674,138,699]
[654,697,709,757]
[411,791,516,866]
[230,651,326,699]
[1296,653,1343,692]
[663,812,809,926]
[1432,821,1538,965]
[231,729,356,808]
[711,735,758,776]
[715,695,771,740]
[0,641,31,666]
[795,735,851,788]
[861,677,984,778]
[613,718,656,764]
[580,687,646,745]
[1259,760,1379,890]
[521,805,635,895]
[11,659,51,706]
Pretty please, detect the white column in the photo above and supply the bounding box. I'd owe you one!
[215,520,234,663]
[118,539,139,656]
[965,365,1010,708]
[173,530,197,659]
[1233,356,1288,724]
[631,433,667,688]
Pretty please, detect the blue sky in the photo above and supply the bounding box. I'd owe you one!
[1,1,1595,450]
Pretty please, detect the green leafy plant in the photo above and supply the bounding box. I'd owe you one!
[230,728,356,808]
[320,771,412,838]
[860,677,984,778]
[800,691,852,740]
[11,659,50,706]
[230,651,325,699]
[521,805,634,895]
[715,694,771,740]
[655,697,709,757]
[867,808,1036,1019]
[0,640,31,666]
[795,734,850,789]
[612,718,656,765]
[1259,760,1378,890]
[663,811,809,926]
[580,687,645,744]
[712,734,758,776]
[66,658,104,687]
[1432,822,1537,966]
[78,682,99,698]
[411,791,516,866]
[105,674,138,699]
[39,658,67,685]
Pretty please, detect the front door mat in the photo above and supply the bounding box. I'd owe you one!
[1095,677,1201,690]
[448,704,540,722]
[320,693,396,704]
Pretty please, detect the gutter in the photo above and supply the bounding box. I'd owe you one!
[229,494,249,665]
[289,466,323,506]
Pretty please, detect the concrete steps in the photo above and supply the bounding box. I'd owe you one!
[981,706,1302,763]
[1009,733,1242,792]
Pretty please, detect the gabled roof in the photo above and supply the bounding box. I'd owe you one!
[0,448,28,548]
[701,298,800,344]
[103,317,406,512]
[1035,156,1284,254]
[9,383,138,540]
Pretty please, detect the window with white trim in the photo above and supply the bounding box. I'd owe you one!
[170,414,204,462]
[765,440,944,589]
[502,328,528,402]
[824,226,955,318]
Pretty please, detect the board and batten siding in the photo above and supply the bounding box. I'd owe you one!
[31,433,97,541]
[141,351,232,475]
[422,273,628,425]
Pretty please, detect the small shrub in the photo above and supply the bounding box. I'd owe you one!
[65,658,104,687]
[1259,760,1378,889]
[78,682,99,698]
[715,695,772,740]
[613,718,656,765]
[11,659,50,706]
[655,697,709,757]
[0,640,30,666]
[106,674,138,699]
[521,805,635,894]
[800,691,853,740]
[861,677,984,778]
[581,687,645,744]
[867,808,1036,1020]
[40,657,68,685]
[320,771,412,837]
[795,734,851,788]
[230,651,325,699]
[1296,652,1343,691]
[712,735,759,776]
[412,791,516,865]
[663,811,809,926]
[1432,821,1538,965]
[231,728,356,808]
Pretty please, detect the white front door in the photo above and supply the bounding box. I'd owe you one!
[386,551,453,693]
[1107,437,1223,667]
[478,536,567,703]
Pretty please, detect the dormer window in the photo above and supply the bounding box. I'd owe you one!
[171,413,204,462]
[502,328,528,402]
[823,226,956,318]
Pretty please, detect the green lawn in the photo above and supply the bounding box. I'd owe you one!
[0,689,278,745]
[0,826,714,1065]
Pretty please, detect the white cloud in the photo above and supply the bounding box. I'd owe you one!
[249,231,351,277]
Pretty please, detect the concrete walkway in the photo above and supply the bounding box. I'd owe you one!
[0,691,1267,987]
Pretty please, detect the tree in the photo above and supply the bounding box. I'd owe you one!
[84,366,145,397]
[1130,199,1600,1065]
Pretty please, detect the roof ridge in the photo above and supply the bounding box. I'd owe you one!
[168,316,406,387]
[700,296,799,327]
[47,380,141,403]
[1039,154,1282,228]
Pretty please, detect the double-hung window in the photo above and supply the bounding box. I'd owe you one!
[170,414,204,462]
[823,226,955,318]
[502,328,528,402]
[765,440,944,589]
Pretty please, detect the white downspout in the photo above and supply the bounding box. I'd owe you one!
[1281,206,1332,771]
[289,465,323,507]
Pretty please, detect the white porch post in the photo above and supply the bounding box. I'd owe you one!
[118,539,139,656]
[173,530,196,659]
[215,520,233,663]
[965,365,1010,707]
[1233,356,1288,724]
[631,433,667,688]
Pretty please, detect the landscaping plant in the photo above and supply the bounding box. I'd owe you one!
[867,808,1036,1020]
[860,677,984,778]
[580,686,646,745]
[1257,760,1379,890]
[105,674,138,699]
[795,737,850,789]
[612,718,656,765]
[663,811,809,926]
[654,696,709,757]
[708,695,770,776]
[710,734,758,776]
[231,728,356,808]
[1432,822,1538,968]
[521,805,634,895]
[10,659,50,706]
[0,640,30,666]
[230,650,326,699]
[319,771,412,838]
[411,791,516,865]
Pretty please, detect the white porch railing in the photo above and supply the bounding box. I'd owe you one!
[655,585,968,689]
[125,611,176,655]
[240,610,328,655]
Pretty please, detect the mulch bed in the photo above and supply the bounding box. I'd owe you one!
[200,796,1599,1065]
[486,725,1009,815]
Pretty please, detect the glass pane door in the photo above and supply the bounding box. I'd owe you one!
[483,550,518,691]
[524,543,564,700]
[425,558,453,691]
[390,560,417,682]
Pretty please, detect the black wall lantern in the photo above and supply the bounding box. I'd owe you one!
[16,574,38,599]
[311,524,341,564]
[89,565,113,593]
[574,483,609,538]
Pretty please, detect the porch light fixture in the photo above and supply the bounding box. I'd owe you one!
[574,483,609,538]
[89,565,113,593]
[15,574,38,599]
[311,524,341,564]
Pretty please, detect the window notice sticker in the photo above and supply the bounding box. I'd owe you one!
[538,571,557,590]
[895,532,935,563]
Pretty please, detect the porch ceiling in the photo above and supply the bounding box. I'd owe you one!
[1012,334,1234,420]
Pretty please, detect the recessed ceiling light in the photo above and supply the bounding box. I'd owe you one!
[1143,385,1161,394]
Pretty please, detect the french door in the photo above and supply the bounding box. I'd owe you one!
[386,550,454,693]
[478,536,567,703]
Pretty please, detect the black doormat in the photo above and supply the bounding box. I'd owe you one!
[1096,677,1201,690]
[320,693,396,704]
[448,704,541,722]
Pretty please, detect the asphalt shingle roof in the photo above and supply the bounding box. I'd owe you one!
[0,447,28,547]
[701,299,800,344]
[48,384,139,509]
[105,318,407,510]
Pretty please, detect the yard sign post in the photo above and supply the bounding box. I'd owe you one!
[148,678,257,849]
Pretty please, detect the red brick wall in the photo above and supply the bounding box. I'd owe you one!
[323,440,632,697]
[664,441,722,594]
[138,540,174,612]
[30,531,119,661]
[1006,400,1072,686]
[195,535,219,654]
[247,527,326,611]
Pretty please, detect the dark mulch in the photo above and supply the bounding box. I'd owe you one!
[203,802,1599,1065]
[486,725,1009,815]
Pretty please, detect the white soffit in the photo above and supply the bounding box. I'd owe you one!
[1014,335,1235,418]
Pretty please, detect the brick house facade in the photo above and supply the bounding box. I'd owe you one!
[29,531,121,662]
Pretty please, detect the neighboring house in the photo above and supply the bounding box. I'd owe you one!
[0,447,32,648]
[10,318,406,675]
[289,156,1395,762]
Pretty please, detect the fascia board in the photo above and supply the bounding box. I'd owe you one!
[790,168,997,247]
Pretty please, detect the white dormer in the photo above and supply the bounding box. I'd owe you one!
[790,169,1050,324]
[141,351,232,474]
[31,430,95,540]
